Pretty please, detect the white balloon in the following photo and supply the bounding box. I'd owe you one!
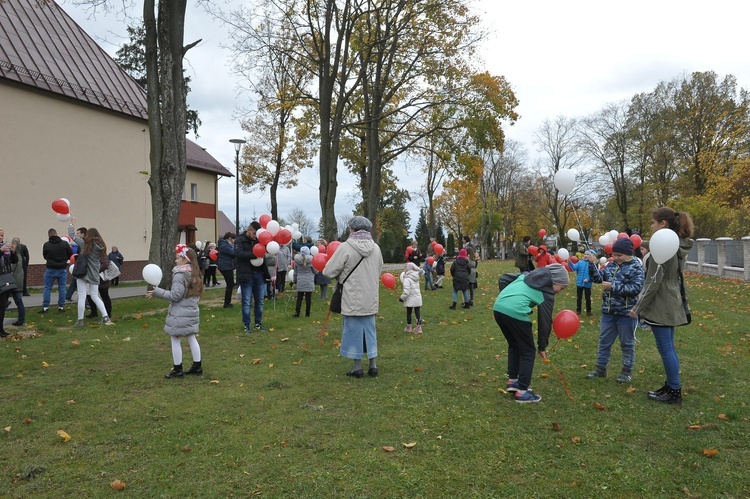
[598,235,610,246]
[256,228,267,237]
[566,228,580,242]
[291,223,299,231]
[266,241,280,255]
[554,169,576,195]
[287,269,294,282]
[293,230,302,240]
[557,248,570,260]
[266,220,280,235]
[195,241,203,250]
[649,229,679,264]
[399,272,405,282]
[599,257,607,265]
[60,197,71,208]
[69,264,75,275]
[608,230,619,241]
[142,263,163,286]
[56,213,71,222]
[310,246,319,256]
[251,258,264,266]
[61,236,71,244]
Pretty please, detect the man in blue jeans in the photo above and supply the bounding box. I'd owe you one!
[40,228,72,313]
[234,221,271,332]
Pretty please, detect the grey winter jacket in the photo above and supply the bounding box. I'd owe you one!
[152,265,200,336]
[293,253,316,292]
[323,232,383,316]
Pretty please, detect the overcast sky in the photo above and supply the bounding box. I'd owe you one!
[60,0,750,236]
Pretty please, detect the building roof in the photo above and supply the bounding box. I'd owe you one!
[0,0,148,119]
[187,139,233,177]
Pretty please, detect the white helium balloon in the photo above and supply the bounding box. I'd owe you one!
[251,258,264,266]
[266,241,280,255]
[61,236,71,244]
[56,213,71,222]
[400,272,405,282]
[649,229,679,264]
[599,257,607,265]
[291,223,299,231]
[608,230,619,241]
[142,264,163,286]
[293,230,302,240]
[557,248,570,260]
[61,197,71,208]
[195,241,203,250]
[598,235,610,246]
[266,220,280,235]
[554,169,576,195]
[287,269,294,282]
[310,246,319,255]
[69,264,75,275]
[566,228,580,242]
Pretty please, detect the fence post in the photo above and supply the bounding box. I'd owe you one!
[743,237,750,281]
[716,237,732,278]
[695,238,710,274]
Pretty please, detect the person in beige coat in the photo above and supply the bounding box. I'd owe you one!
[323,216,383,378]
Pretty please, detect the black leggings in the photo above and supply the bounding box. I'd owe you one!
[406,306,422,325]
[576,286,592,313]
[220,269,235,307]
[204,266,218,286]
[296,291,312,316]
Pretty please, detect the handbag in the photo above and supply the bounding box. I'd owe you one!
[100,260,121,281]
[72,254,88,278]
[0,272,16,293]
[329,256,365,314]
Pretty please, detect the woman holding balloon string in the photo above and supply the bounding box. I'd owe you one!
[633,208,694,404]
[68,223,113,327]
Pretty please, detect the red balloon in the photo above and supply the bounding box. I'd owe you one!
[327,241,341,256]
[405,246,414,254]
[69,254,76,264]
[563,262,571,271]
[618,232,629,239]
[554,254,563,263]
[604,243,613,254]
[274,229,292,245]
[426,256,435,266]
[629,234,642,249]
[538,229,547,239]
[569,255,579,264]
[429,241,436,247]
[253,243,266,258]
[258,214,272,228]
[318,244,327,255]
[209,249,218,261]
[528,245,539,256]
[258,230,273,245]
[553,310,580,339]
[381,273,396,290]
[51,199,69,215]
[312,253,328,271]
[433,244,444,255]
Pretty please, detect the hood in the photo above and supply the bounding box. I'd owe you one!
[346,234,377,258]
[404,269,420,282]
[48,235,63,244]
[524,266,554,292]
[678,238,693,260]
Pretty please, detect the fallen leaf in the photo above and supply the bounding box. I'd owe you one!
[552,422,562,431]
[71,340,80,346]
[702,448,718,458]
[4,426,10,433]
[571,436,581,444]
[122,337,131,342]
[269,328,275,332]
[717,413,730,422]
[252,359,262,365]
[414,367,422,372]
[593,402,607,411]
[182,446,192,452]
[57,430,72,442]
[110,479,126,491]
[382,446,396,452]
[240,354,245,358]
[293,359,302,365]
[24,418,31,424]
[281,337,289,342]
[688,425,702,431]
[42,362,49,368]
[626,386,636,394]
[209,380,220,385]
[257,396,264,401]
[268,363,274,368]
[17,374,23,378]
[66,400,75,405]
[280,441,287,447]
[402,442,417,449]
[540,373,549,378]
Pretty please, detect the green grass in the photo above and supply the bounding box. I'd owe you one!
[1,261,748,497]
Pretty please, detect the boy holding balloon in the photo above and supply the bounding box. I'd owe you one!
[493,263,570,403]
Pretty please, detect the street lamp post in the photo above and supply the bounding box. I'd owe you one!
[229,138,246,236]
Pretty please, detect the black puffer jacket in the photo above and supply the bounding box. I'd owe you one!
[42,236,73,269]
[450,257,471,291]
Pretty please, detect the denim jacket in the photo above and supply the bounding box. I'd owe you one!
[589,258,645,316]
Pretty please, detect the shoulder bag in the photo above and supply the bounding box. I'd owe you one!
[72,254,89,278]
[678,267,691,325]
[0,272,16,293]
[329,256,365,314]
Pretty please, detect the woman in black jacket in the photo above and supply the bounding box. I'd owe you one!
[449,249,472,309]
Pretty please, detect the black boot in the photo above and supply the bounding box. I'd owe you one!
[185,361,202,375]
[648,383,668,396]
[165,364,183,379]
[463,302,471,309]
[449,302,456,310]
[648,386,681,404]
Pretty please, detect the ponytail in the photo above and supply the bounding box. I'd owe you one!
[652,207,694,239]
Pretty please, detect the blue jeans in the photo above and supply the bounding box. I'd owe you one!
[424,273,435,290]
[595,313,637,372]
[651,325,681,389]
[452,288,469,304]
[42,268,68,309]
[11,290,25,323]
[240,272,266,326]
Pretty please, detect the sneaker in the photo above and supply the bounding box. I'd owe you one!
[404,324,412,333]
[586,369,606,379]
[38,308,49,314]
[506,380,520,393]
[413,324,423,334]
[74,320,85,327]
[254,323,267,331]
[0,330,9,338]
[58,307,65,313]
[616,372,632,384]
[244,325,252,333]
[101,316,114,326]
[11,321,26,326]
[515,390,542,403]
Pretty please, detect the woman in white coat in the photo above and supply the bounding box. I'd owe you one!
[323,216,383,378]
[400,262,424,333]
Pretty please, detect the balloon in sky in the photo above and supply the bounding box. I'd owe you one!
[566,228,580,242]
[553,169,576,195]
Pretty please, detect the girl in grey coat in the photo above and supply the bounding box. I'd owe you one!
[69,224,113,326]
[147,245,204,379]
[292,246,315,317]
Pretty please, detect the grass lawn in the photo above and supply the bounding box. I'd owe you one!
[1,260,748,497]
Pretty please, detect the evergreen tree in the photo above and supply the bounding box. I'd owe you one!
[414,208,430,250]
[447,233,455,257]
[435,218,446,246]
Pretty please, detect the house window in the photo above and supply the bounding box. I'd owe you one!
[190,183,198,201]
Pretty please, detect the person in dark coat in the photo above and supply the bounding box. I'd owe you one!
[0,239,19,338]
[235,222,271,332]
[41,228,73,313]
[217,233,236,308]
[449,248,472,309]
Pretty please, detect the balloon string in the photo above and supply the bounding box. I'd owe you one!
[318,309,332,344]
[548,358,575,401]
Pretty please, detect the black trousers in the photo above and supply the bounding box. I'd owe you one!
[220,269,235,307]
[576,286,592,313]
[295,291,312,316]
[494,310,536,390]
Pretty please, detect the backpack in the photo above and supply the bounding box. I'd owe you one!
[498,272,523,293]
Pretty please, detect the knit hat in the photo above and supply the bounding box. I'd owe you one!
[611,238,634,256]
[546,263,570,286]
[348,216,372,231]
[457,248,468,258]
[249,221,262,231]
[585,249,597,256]
[300,246,310,256]
[405,262,419,272]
